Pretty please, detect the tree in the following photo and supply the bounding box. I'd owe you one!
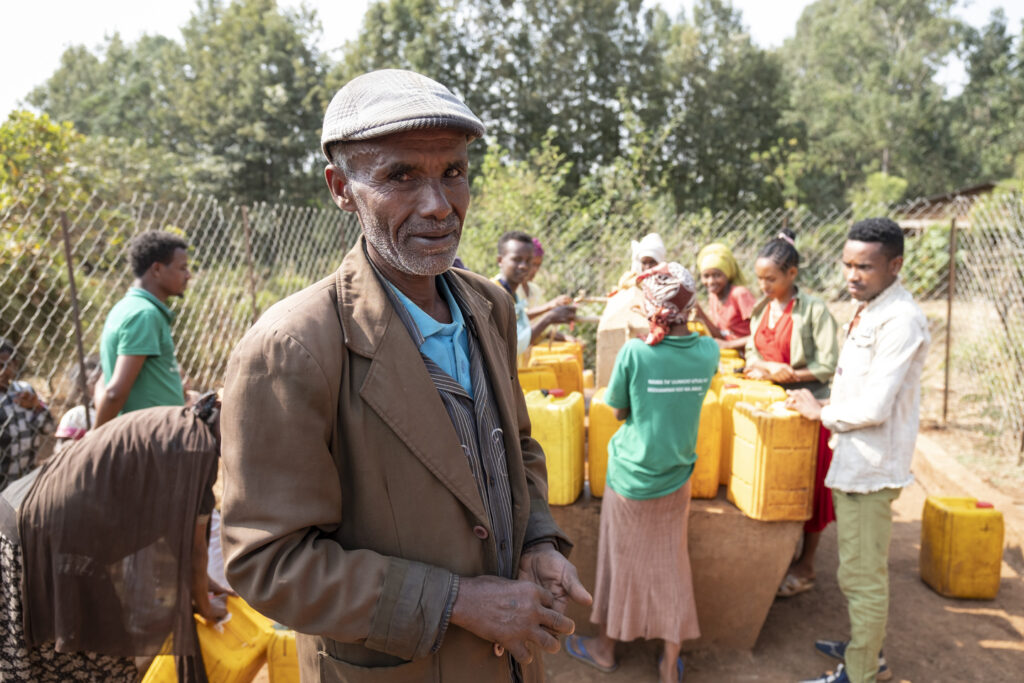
[28,34,186,150]
[952,9,1024,184]
[656,0,795,212]
[782,0,962,205]
[174,0,328,204]
[27,0,330,205]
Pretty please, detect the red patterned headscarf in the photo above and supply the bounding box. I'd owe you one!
[636,262,697,345]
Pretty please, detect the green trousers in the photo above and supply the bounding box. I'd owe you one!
[832,487,902,683]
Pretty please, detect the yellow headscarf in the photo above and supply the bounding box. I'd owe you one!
[697,243,746,286]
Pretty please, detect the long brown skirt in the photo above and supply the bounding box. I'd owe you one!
[590,479,700,644]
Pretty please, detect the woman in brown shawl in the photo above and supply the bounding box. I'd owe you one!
[0,393,225,682]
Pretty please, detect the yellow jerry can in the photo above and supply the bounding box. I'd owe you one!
[920,497,1004,600]
[518,366,558,393]
[583,368,595,389]
[717,377,788,485]
[525,389,585,505]
[266,625,301,683]
[529,354,583,395]
[691,388,721,499]
[727,401,818,521]
[531,339,584,368]
[587,387,624,498]
[143,596,275,683]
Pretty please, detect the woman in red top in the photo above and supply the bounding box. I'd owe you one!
[693,243,756,352]
[745,230,839,599]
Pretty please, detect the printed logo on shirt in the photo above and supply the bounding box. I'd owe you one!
[647,378,708,394]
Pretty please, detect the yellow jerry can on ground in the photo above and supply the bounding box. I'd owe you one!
[529,354,583,395]
[525,389,585,505]
[143,596,275,683]
[920,497,1004,599]
[717,377,788,485]
[583,368,595,389]
[518,366,558,393]
[587,387,624,498]
[266,625,300,683]
[727,401,818,521]
[691,388,722,499]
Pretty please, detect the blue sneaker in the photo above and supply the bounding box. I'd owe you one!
[813,640,891,681]
[799,663,849,683]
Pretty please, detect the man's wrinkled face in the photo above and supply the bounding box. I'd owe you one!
[326,129,470,277]
[841,240,902,302]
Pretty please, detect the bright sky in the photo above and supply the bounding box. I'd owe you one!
[2,0,1021,119]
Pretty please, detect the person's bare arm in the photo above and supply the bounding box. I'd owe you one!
[529,305,576,345]
[191,518,227,622]
[613,407,629,421]
[93,355,146,427]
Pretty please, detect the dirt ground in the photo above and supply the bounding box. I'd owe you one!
[250,463,1023,683]
[542,475,1024,683]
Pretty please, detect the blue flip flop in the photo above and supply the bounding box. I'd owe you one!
[565,634,618,673]
[659,654,685,682]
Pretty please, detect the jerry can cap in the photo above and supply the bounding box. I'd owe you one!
[548,388,566,397]
[976,501,994,509]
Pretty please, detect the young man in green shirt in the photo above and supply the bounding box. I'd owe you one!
[95,231,191,427]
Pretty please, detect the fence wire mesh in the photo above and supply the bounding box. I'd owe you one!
[2,185,1022,471]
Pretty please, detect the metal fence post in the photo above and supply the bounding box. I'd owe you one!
[942,213,958,427]
[58,212,92,427]
[241,206,259,325]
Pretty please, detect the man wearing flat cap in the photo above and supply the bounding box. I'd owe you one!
[221,69,590,682]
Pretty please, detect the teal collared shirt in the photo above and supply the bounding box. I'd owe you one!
[388,278,473,397]
[100,287,184,413]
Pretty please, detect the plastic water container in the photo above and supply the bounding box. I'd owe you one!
[142,596,275,683]
[920,497,1004,599]
[719,356,746,375]
[518,366,558,393]
[718,378,788,485]
[691,388,721,499]
[266,625,300,683]
[531,340,584,369]
[529,354,583,395]
[727,401,819,521]
[587,387,624,498]
[525,389,585,505]
[583,369,595,389]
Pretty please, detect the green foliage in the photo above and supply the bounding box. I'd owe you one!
[846,172,909,207]
[782,0,962,206]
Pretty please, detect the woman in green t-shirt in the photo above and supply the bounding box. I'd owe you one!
[566,263,719,683]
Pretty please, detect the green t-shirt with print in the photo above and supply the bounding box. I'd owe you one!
[100,288,185,414]
[604,334,719,500]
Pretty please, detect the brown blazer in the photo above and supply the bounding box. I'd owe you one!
[221,239,569,682]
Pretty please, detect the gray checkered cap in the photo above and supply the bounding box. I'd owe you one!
[321,69,485,159]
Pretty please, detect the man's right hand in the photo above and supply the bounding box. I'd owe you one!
[548,304,576,324]
[450,575,576,664]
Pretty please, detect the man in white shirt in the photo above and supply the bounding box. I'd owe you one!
[787,218,930,683]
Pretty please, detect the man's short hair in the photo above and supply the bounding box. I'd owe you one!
[129,231,188,278]
[0,338,15,357]
[498,231,534,256]
[848,218,904,259]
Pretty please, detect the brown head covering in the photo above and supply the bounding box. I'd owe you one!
[17,405,218,660]
[636,262,697,345]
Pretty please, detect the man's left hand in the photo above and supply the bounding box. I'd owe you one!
[518,545,592,616]
[786,388,823,421]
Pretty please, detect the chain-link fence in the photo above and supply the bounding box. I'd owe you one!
[2,185,1023,472]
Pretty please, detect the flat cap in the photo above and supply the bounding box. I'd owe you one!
[321,69,485,159]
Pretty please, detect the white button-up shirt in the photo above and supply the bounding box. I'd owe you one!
[821,279,930,493]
